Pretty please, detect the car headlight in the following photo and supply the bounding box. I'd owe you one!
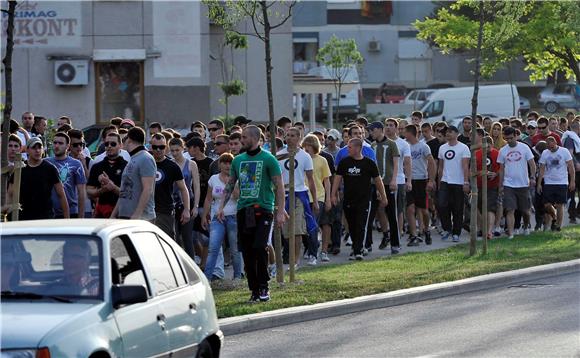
[1,348,50,358]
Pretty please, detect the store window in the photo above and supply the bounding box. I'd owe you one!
[95,62,144,124]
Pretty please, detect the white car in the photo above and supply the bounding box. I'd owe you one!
[1,219,223,358]
[403,89,436,109]
[538,84,580,113]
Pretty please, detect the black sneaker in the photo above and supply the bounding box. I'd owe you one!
[379,237,390,250]
[551,220,558,231]
[570,217,577,224]
[348,251,356,260]
[258,288,270,302]
[424,231,432,245]
[248,291,259,303]
[331,247,341,255]
[391,246,400,255]
[365,246,373,253]
[407,236,420,247]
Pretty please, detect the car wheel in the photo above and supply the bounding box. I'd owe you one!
[196,339,214,358]
[545,101,559,113]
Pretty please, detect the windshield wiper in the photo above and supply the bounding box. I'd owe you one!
[1,290,73,303]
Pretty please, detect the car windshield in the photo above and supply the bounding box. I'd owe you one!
[1,235,102,300]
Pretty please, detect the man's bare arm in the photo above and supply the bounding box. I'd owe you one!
[132,176,154,219]
[218,171,238,212]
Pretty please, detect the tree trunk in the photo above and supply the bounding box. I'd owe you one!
[481,139,488,255]
[335,84,342,125]
[1,0,17,208]
[564,48,580,85]
[469,1,484,257]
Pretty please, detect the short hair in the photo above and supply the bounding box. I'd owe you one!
[537,117,549,126]
[191,121,206,131]
[275,137,284,151]
[118,128,128,135]
[277,116,292,128]
[294,121,305,129]
[476,128,486,137]
[355,116,369,126]
[58,116,72,125]
[8,133,22,145]
[560,117,568,125]
[411,111,423,119]
[160,130,173,142]
[54,131,70,144]
[151,133,167,142]
[463,116,472,122]
[420,122,432,130]
[169,137,185,147]
[215,134,229,143]
[347,125,361,136]
[527,111,539,120]
[302,134,321,154]
[149,122,163,131]
[209,119,224,129]
[257,124,267,134]
[503,126,516,136]
[63,240,90,258]
[570,121,580,131]
[101,125,118,139]
[9,119,20,133]
[110,117,123,127]
[385,118,399,127]
[349,138,363,148]
[218,152,234,164]
[405,124,418,137]
[546,136,557,143]
[68,129,83,140]
[105,132,121,143]
[33,116,47,126]
[243,125,261,140]
[57,124,72,133]
[186,137,205,151]
[127,127,146,145]
[229,132,241,141]
[286,127,301,137]
[511,119,523,128]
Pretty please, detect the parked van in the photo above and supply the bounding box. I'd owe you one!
[308,65,361,116]
[419,84,520,124]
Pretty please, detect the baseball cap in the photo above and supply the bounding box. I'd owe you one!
[367,121,384,131]
[120,119,135,128]
[234,115,252,126]
[27,137,43,148]
[527,120,537,128]
[327,129,341,141]
[445,125,459,134]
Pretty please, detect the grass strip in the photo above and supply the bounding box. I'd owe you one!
[213,227,580,318]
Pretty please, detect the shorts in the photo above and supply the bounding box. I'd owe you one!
[503,187,531,211]
[396,184,406,215]
[283,198,308,237]
[542,184,568,204]
[406,179,427,209]
[477,187,499,213]
[317,201,333,226]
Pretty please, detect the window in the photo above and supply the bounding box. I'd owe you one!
[110,236,149,293]
[176,250,200,284]
[95,61,144,125]
[158,237,186,287]
[424,100,444,117]
[130,232,177,295]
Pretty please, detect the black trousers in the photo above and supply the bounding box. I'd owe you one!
[237,207,273,292]
[343,202,370,255]
[382,190,401,247]
[568,172,580,219]
[438,182,465,236]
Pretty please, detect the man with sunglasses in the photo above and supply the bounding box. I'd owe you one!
[46,132,87,218]
[209,134,230,175]
[206,119,225,159]
[87,132,128,218]
[531,117,562,146]
[68,129,93,218]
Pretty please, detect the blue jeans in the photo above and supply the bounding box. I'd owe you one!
[204,215,242,279]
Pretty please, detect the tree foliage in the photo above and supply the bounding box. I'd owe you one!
[414,0,580,83]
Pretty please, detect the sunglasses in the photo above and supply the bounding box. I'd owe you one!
[151,145,166,151]
[538,126,547,129]
[215,142,228,146]
[527,126,536,130]
[71,142,85,148]
[104,141,118,147]
[208,127,220,132]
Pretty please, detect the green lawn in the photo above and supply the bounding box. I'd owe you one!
[213,228,580,318]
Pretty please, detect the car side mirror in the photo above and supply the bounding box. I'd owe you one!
[112,284,148,309]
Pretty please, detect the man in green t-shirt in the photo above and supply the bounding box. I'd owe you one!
[217,125,287,303]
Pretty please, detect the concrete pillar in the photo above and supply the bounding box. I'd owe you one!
[310,93,316,132]
[295,92,303,122]
[327,93,333,129]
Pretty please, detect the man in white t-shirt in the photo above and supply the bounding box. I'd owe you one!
[437,126,470,242]
[537,136,575,231]
[277,127,319,267]
[497,126,536,239]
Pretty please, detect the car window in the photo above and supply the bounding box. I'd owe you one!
[110,236,150,294]
[157,237,187,287]
[2,235,101,299]
[176,251,201,284]
[408,91,417,100]
[130,232,178,295]
[424,100,444,117]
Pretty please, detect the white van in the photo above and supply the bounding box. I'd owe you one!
[308,65,361,116]
[419,84,520,124]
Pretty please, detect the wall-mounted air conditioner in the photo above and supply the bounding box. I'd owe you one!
[54,60,89,86]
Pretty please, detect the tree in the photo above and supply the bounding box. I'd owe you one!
[316,35,364,127]
[1,0,17,208]
[217,31,247,122]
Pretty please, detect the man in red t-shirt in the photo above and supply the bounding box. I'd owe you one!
[531,117,562,146]
[475,129,501,240]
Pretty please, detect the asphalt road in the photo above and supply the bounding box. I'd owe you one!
[222,272,580,357]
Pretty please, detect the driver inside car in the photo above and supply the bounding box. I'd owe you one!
[49,241,99,296]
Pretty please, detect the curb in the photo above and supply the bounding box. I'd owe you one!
[218,259,580,336]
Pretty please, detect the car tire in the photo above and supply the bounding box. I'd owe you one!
[545,101,559,113]
[196,339,214,358]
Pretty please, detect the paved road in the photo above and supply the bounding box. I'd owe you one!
[222,272,580,357]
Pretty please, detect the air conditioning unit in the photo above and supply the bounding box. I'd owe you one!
[54,60,89,86]
[368,40,381,52]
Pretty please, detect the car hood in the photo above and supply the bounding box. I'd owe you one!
[1,302,96,349]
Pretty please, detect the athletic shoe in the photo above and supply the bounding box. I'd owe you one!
[514,228,522,235]
[508,234,514,240]
[320,252,330,262]
[348,251,355,260]
[452,235,460,243]
[570,217,577,224]
[258,288,270,302]
[248,291,260,303]
[523,228,530,236]
[345,238,352,246]
[307,256,318,266]
[303,252,310,260]
[391,246,400,255]
[366,246,373,253]
[331,247,341,255]
[424,231,432,245]
[462,223,471,232]
[362,248,369,256]
[551,220,558,231]
[441,231,450,241]
[268,264,277,278]
[286,264,299,272]
[355,254,364,261]
[407,236,420,247]
[379,237,390,250]
[493,227,502,237]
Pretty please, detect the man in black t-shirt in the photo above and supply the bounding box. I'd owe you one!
[87,133,128,218]
[331,138,388,260]
[6,137,69,220]
[150,134,190,239]
[187,137,214,244]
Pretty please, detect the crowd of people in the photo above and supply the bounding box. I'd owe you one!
[3,109,580,303]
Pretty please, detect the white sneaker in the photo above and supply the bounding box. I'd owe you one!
[307,256,318,266]
[508,235,514,240]
[514,228,522,235]
[452,235,460,242]
[320,252,330,262]
[362,248,369,256]
[303,252,310,260]
[523,228,530,236]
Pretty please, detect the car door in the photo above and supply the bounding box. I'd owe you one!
[110,235,170,357]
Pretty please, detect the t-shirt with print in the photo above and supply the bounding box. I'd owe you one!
[208,174,237,217]
[409,141,432,180]
[308,154,331,203]
[394,137,411,185]
[337,156,379,206]
[12,161,60,220]
[539,147,572,185]
[118,150,157,220]
[46,156,87,216]
[87,156,127,206]
[373,137,399,186]
[276,147,313,193]
[194,157,214,207]
[438,141,471,185]
[154,158,184,215]
[475,147,500,188]
[531,132,562,146]
[231,148,281,212]
[497,142,534,188]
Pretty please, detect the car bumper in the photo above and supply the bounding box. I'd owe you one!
[217,329,224,348]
